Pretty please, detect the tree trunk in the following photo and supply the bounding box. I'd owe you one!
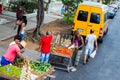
[44,0,51,14]
[45,3,49,14]
[33,0,44,37]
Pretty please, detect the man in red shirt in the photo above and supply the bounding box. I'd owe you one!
[39,31,53,63]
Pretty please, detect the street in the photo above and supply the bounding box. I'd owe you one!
[51,9,120,80]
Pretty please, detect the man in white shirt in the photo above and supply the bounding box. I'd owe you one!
[83,29,98,65]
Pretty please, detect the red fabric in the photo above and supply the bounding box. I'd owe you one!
[16,9,23,20]
[0,5,2,13]
[3,44,21,62]
[40,35,52,53]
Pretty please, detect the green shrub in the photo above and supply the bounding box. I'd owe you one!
[9,1,37,13]
[25,2,37,13]
[63,14,75,24]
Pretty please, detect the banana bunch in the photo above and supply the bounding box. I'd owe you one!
[20,58,31,80]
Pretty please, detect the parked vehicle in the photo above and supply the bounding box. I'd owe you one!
[108,6,116,18]
[118,2,120,8]
[109,4,118,12]
[72,1,109,43]
[112,1,120,8]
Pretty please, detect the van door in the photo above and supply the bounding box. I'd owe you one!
[74,5,90,36]
[87,7,102,38]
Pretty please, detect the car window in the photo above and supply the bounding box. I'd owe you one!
[77,10,88,21]
[109,7,114,12]
[90,13,100,24]
[104,12,109,22]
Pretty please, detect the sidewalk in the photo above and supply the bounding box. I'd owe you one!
[0,12,63,41]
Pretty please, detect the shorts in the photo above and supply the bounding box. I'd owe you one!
[20,33,25,40]
[1,56,11,66]
[85,48,93,56]
[72,49,82,66]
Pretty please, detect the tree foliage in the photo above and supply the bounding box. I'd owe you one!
[44,0,51,13]
[61,0,83,24]
[102,0,111,4]
[8,0,38,13]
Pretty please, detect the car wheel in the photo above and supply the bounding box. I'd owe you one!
[112,15,115,19]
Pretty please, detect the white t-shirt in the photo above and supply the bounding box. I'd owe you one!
[9,41,16,46]
[85,34,97,49]
[21,27,25,34]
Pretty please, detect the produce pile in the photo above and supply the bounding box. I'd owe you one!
[12,58,24,68]
[0,59,52,79]
[52,47,73,57]
[30,61,51,74]
[20,58,31,80]
[13,59,52,74]
[0,64,21,78]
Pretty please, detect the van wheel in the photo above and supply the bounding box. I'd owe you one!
[104,28,108,35]
[99,39,103,43]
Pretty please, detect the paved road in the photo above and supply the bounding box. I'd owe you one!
[50,10,120,80]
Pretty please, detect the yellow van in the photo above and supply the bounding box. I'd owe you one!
[72,1,109,42]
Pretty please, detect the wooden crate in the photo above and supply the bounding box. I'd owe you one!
[31,67,55,80]
[0,73,19,80]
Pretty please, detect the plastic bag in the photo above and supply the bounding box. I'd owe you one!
[68,43,75,49]
[90,50,97,58]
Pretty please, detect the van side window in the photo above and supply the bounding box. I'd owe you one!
[77,10,88,21]
[104,13,108,22]
[90,13,100,24]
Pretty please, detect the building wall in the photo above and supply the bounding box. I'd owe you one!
[0,0,2,4]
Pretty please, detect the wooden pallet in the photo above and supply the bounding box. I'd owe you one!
[31,67,55,80]
[0,67,55,80]
[0,73,19,80]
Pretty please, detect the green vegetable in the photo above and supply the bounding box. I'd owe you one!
[0,64,21,78]
[30,61,51,74]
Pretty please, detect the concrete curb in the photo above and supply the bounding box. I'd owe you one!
[2,10,37,19]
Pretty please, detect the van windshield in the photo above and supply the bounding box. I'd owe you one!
[90,13,100,24]
[77,10,88,21]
